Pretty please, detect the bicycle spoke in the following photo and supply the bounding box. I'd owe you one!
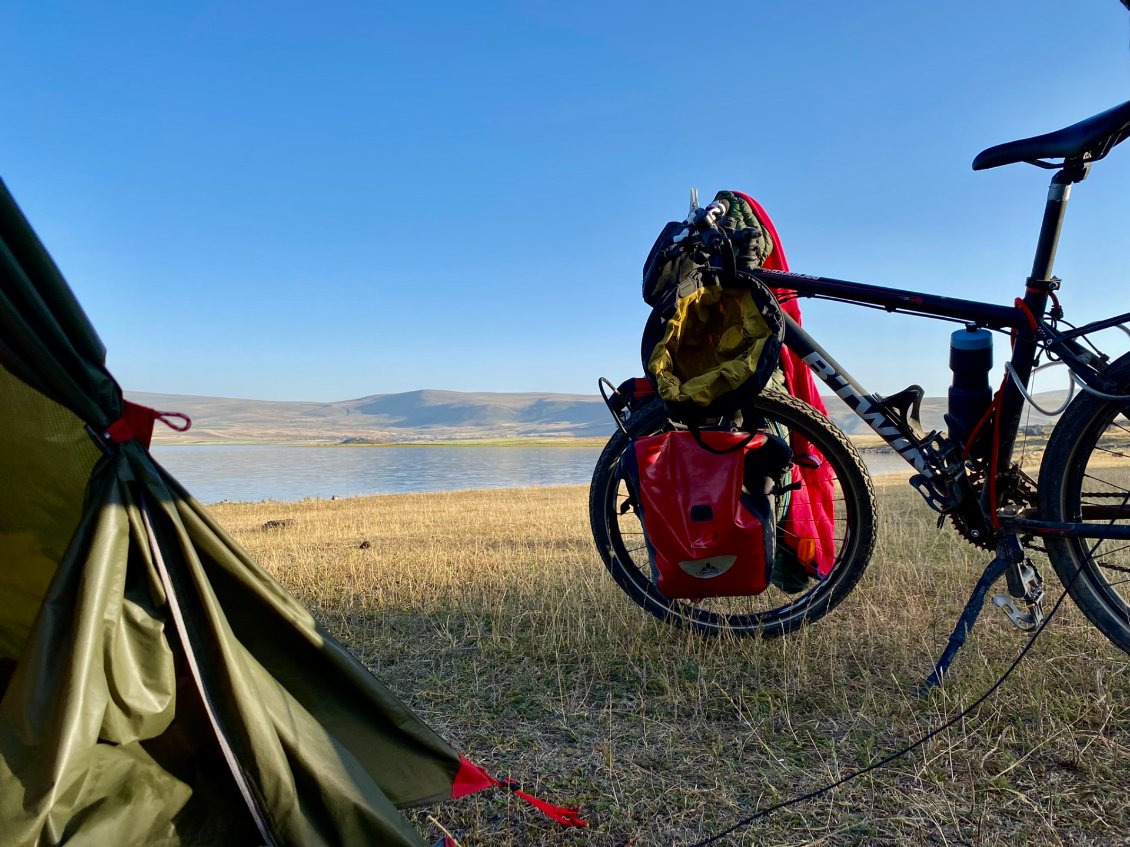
[591,392,875,638]
[1107,419,1130,439]
[1082,479,1130,498]
[1092,541,1130,558]
[1082,440,1130,602]
[1102,576,1130,588]
[1096,560,1130,575]
[1038,355,1130,652]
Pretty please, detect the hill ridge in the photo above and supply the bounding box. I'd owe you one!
[128,388,614,444]
[127,387,1070,445]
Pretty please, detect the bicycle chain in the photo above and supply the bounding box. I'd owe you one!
[947,462,1039,550]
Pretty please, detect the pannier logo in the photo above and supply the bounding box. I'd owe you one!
[690,532,717,550]
[679,555,737,578]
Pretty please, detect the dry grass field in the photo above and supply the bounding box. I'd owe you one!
[210,483,1130,847]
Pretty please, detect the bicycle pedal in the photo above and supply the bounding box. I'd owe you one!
[991,593,1044,631]
[910,473,957,514]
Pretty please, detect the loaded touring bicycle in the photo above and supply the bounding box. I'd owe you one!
[590,99,1130,684]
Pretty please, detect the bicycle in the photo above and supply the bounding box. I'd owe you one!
[589,98,1130,683]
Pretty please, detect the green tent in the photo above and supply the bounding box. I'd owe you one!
[0,179,502,846]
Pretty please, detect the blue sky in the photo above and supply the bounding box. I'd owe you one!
[2,1,1128,402]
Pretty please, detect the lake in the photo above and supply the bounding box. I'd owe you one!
[151,443,912,504]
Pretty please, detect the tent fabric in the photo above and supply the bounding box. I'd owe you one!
[0,367,99,660]
[0,178,471,846]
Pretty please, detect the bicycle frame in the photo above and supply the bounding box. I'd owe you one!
[742,157,1130,543]
[746,267,1130,540]
[591,103,1130,684]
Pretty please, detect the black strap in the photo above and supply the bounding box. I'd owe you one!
[598,377,630,435]
[698,227,739,289]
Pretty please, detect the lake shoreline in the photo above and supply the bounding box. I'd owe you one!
[151,435,612,448]
[152,440,912,506]
[152,441,610,504]
[154,434,892,450]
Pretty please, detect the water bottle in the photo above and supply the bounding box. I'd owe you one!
[946,326,993,446]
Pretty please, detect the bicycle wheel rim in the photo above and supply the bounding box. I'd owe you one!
[596,393,874,637]
[1057,401,1130,628]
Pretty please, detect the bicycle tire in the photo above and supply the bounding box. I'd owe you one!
[588,391,877,638]
[1039,351,1130,654]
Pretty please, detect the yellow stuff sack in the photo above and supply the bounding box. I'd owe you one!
[642,273,783,424]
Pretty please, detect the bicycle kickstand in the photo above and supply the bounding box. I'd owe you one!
[918,536,1023,692]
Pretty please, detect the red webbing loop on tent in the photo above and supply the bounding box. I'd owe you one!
[501,781,588,827]
[104,401,191,449]
[452,756,496,798]
[451,756,587,828]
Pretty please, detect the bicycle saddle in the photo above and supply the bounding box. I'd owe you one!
[972,99,1130,170]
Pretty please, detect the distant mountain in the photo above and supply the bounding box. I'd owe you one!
[129,387,1072,445]
[128,389,615,444]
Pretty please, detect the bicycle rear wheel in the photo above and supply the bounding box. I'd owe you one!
[588,391,877,638]
[1040,352,1130,654]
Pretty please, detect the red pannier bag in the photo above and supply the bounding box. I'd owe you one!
[623,429,790,599]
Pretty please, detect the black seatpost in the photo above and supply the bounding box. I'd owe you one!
[1029,162,1089,282]
[992,160,1091,481]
